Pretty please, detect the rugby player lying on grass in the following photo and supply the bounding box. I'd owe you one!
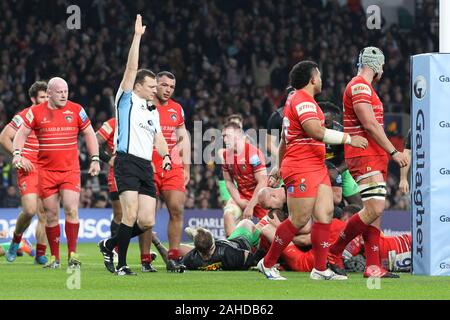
[257,186,412,273]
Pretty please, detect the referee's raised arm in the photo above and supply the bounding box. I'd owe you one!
[120,14,146,92]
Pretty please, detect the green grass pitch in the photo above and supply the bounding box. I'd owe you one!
[1,243,450,300]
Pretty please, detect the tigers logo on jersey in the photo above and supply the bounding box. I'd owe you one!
[170,114,177,122]
[65,115,73,123]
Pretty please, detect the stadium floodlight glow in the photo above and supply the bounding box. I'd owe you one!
[440,0,450,52]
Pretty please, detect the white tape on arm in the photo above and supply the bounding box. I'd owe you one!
[323,129,352,145]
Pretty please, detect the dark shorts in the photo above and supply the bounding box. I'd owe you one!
[229,236,252,251]
[114,152,156,198]
[109,191,119,201]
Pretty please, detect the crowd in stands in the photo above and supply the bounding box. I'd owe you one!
[0,0,439,210]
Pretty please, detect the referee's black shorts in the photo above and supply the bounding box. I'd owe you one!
[114,152,156,198]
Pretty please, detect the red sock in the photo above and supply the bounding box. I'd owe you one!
[141,254,152,264]
[36,243,47,257]
[362,226,381,269]
[13,232,22,244]
[65,221,79,258]
[259,235,270,252]
[330,213,368,256]
[45,225,60,261]
[344,236,363,257]
[264,219,298,268]
[311,222,331,271]
[168,248,181,260]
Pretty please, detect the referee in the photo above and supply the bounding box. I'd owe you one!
[99,15,172,276]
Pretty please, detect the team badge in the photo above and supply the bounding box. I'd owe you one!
[21,182,26,191]
[148,120,153,126]
[171,114,177,122]
[65,115,73,123]
[241,164,246,171]
[367,166,372,172]
[298,178,306,192]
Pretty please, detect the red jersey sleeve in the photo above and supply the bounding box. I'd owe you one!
[97,119,114,141]
[349,81,372,105]
[249,148,266,173]
[22,108,37,129]
[77,106,91,131]
[178,105,185,127]
[293,101,320,125]
[8,114,24,131]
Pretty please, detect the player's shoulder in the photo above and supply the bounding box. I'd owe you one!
[10,107,31,128]
[168,98,182,109]
[107,117,116,126]
[99,118,116,134]
[347,76,372,95]
[65,100,83,110]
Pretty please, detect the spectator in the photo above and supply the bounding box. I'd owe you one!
[0,0,439,209]
[2,186,20,208]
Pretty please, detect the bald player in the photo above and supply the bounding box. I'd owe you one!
[13,77,100,269]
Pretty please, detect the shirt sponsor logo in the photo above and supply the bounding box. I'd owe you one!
[351,83,371,96]
[139,122,154,133]
[12,115,23,127]
[79,108,88,122]
[295,102,316,116]
[102,122,113,135]
[41,117,50,124]
[439,75,450,82]
[249,154,261,167]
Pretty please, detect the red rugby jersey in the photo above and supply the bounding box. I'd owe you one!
[152,99,185,171]
[23,100,91,171]
[343,75,385,158]
[222,142,267,200]
[281,89,326,171]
